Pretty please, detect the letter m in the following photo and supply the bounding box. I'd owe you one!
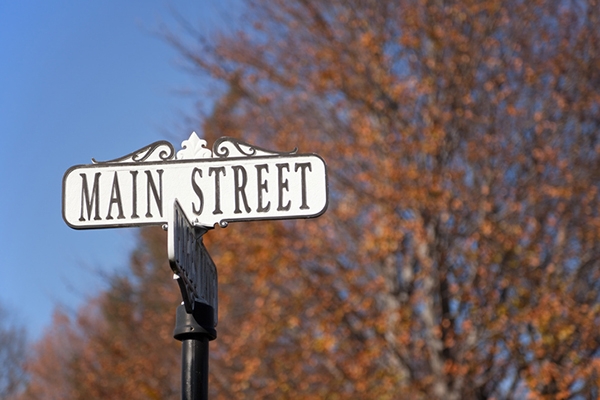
[79,172,101,221]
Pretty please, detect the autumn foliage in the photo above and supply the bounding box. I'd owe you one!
[22,0,600,398]
[22,229,180,400]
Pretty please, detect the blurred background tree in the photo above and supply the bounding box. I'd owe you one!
[20,229,180,400]
[21,0,600,399]
[0,303,27,400]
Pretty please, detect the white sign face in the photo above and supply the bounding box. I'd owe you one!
[168,199,218,325]
[62,134,328,229]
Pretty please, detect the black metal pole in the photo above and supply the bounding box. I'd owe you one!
[174,303,217,400]
[181,338,209,399]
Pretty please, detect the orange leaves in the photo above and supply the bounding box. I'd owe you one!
[23,270,181,400]
[358,30,375,48]
[20,0,600,398]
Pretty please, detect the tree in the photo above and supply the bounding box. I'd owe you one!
[21,228,181,400]
[165,0,600,398]
[0,303,27,399]
[24,0,600,398]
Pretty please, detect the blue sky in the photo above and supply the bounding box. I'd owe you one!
[0,1,235,338]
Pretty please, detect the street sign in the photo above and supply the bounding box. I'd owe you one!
[63,134,328,229]
[168,199,218,324]
[63,134,329,397]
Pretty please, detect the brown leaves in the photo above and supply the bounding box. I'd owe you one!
[21,0,600,398]
[21,229,180,400]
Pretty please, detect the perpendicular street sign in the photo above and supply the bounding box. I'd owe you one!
[62,134,328,229]
[168,199,218,324]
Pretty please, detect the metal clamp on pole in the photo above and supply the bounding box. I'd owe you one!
[174,302,217,400]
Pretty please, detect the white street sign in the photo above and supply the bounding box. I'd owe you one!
[169,199,218,324]
[62,134,328,229]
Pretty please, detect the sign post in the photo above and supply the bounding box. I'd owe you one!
[62,133,329,399]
